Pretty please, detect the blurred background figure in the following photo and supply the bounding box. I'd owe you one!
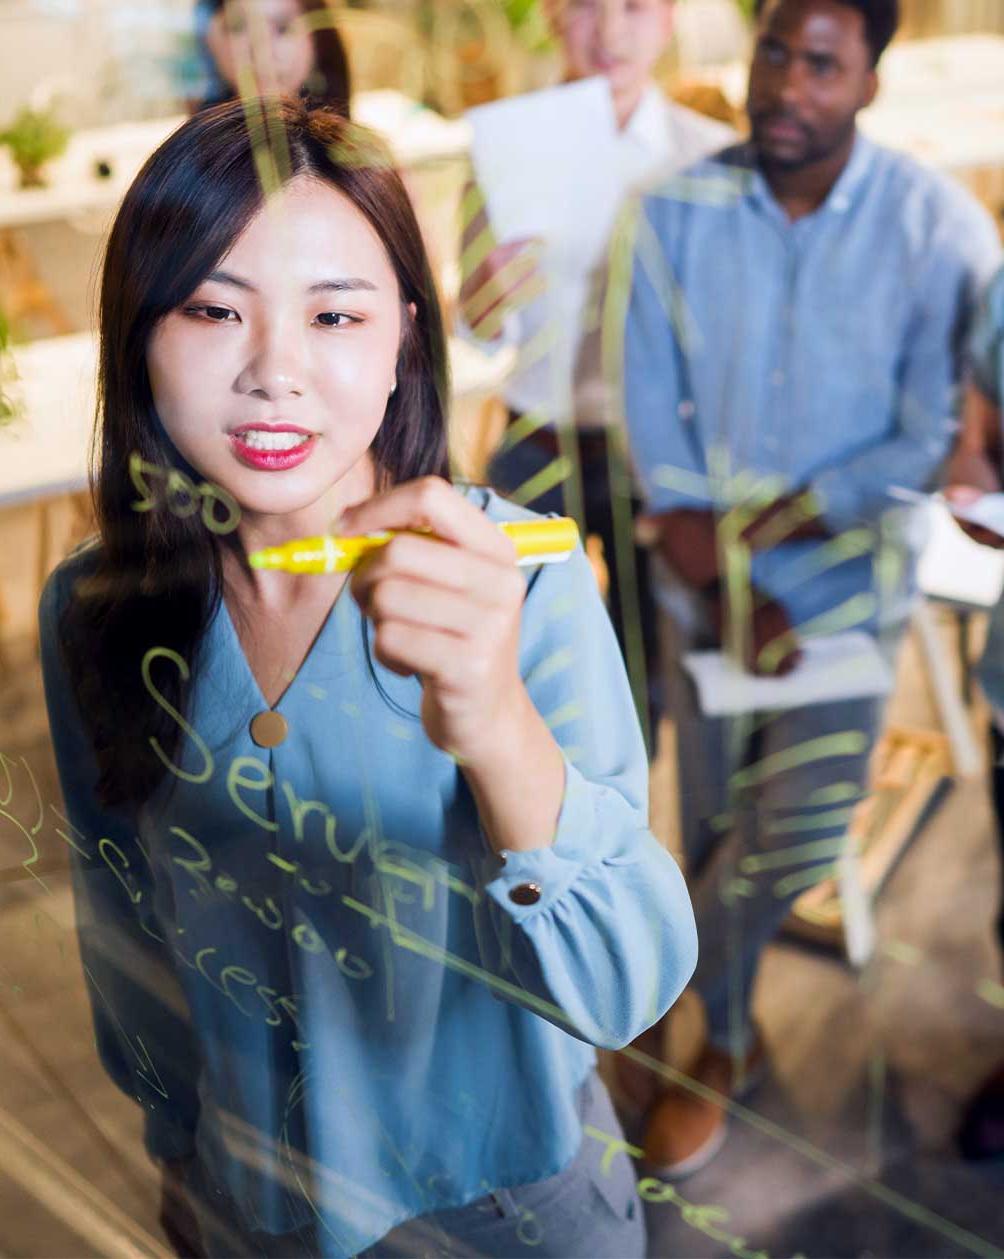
[622,0,1001,1177]
[458,0,733,748]
[944,263,1004,1162]
[194,0,351,114]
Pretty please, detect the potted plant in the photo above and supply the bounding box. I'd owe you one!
[0,106,70,190]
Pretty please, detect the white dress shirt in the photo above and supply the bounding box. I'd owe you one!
[469,85,734,428]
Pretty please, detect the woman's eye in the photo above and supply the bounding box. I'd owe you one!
[315,312,357,328]
[184,304,238,323]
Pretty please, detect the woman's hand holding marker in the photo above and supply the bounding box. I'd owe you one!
[345,477,565,853]
[346,477,524,760]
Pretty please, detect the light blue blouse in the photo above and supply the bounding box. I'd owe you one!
[39,487,697,1258]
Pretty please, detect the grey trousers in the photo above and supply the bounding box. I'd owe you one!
[660,610,881,1055]
[186,1072,645,1258]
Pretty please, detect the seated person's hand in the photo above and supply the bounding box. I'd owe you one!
[649,508,719,590]
[459,237,545,340]
[458,180,544,340]
[708,587,802,677]
[944,483,1004,549]
[944,450,1004,548]
[738,489,828,550]
[344,477,528,767]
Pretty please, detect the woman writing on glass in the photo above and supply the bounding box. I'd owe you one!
[39,98,696,1257]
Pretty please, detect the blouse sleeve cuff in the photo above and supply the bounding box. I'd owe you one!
[481,759,633,917]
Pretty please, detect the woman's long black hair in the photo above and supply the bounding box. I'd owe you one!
[62,98,449,810]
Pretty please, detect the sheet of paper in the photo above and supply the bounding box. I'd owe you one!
[890,484,1004,536]
[683,631,893,717]
[466,77,621,272]
[918,501,1004,608]
[885,489,1004,607]
[949,491,1004,535]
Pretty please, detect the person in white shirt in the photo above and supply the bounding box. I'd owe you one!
[458,0,733,748]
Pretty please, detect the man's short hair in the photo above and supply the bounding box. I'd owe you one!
[754,0,900,65]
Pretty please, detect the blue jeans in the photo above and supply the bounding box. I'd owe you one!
[659,610,881,1053]
[185,1073,645,1258]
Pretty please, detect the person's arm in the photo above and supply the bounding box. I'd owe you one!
[456,176,544,344]
[944,383,1003,544]
[951,383,1003,473]
[622,195,713,539]
[344,479,696,1048]
[38,563,202,1165]
[810,205,1003,532]
[620,197,724,588]
[943,265,1004,547]
[473,535,698,1050]
[621,197,800,673]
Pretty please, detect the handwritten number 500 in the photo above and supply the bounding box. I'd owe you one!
[129,452,240,536]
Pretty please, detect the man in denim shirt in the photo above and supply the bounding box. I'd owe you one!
[622,0,1000,1174]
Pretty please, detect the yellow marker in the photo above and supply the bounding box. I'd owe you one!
[249,517,580,574]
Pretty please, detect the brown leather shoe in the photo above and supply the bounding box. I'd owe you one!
[642,1032,767,1179]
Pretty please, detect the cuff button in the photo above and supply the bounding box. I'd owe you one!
[509,882,542,906]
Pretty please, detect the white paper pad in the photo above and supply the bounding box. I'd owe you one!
[683,631,893,717]
[918,501,1004,608]
[891,484,1004,537]
[466,77,622,271]
[885,489,1004,608]
[947,491,1004,535]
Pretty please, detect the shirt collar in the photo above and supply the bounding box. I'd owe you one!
[621,84,670,157]
[745,129,876,219]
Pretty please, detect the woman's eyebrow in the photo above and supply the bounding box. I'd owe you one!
[205,270,256,291]
[308,278,379,294]
[203,271,378,295]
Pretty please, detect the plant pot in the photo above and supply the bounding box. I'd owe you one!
[16,164,46,190]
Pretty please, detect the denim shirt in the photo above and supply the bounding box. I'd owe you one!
[39,487,696,1258]
[624,135,1001,638]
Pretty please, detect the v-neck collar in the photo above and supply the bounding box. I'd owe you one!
[217,578,354,713]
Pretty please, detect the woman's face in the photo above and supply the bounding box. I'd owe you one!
[146,175,404,521]
[206,0,315,97]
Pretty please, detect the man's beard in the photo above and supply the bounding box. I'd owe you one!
[751,110,854,171]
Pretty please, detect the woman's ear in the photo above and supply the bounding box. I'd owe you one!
[407,301,417,320]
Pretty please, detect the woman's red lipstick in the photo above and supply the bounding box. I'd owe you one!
[229,422,317,472]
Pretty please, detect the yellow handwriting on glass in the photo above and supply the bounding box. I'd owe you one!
[129,451,241,536]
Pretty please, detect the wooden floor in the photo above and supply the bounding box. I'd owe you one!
[0,610,1002,1258]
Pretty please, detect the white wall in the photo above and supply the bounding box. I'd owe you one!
[0,0,198,127]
